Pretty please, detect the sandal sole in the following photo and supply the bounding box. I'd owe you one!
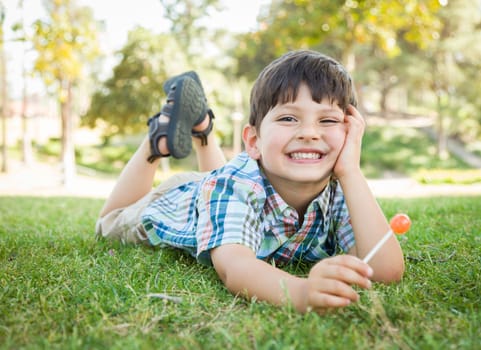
[163,71,202,94]
[166,77,207,159]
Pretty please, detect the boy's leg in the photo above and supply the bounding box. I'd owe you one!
[99,73,226,218]
[96,73,224,244]
[99,135,160,218]
[99,112,223,218]
[193,117,226,172]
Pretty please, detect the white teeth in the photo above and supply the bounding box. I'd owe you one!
[290,152,321,160]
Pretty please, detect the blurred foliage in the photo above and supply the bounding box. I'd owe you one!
[232,0,481,149]
[233,0,442,80]
[34,123,477,183]
[415,169,481,185]
[30,0,101,183]
[7,0,481,159]
[82,28,188,142]
[31,0,100,90]
[426,0,481,144]
[159,0,222,57]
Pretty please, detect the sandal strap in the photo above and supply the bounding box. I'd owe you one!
[191,109,215,146]
[159,86,177,118]
[146,86,176,161]
[160,103,173,118]
[147,73,214,161]
[146,113,170,163]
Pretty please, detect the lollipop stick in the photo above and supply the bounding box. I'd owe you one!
[362,230,392,263]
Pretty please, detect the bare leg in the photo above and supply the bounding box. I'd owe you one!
[99,115,169,217]
[193,117,226,172]
[99,114,225,217]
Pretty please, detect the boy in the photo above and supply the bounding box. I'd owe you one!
[96,50,404,314]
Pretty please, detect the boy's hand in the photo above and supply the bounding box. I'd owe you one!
[302,255,372,313]
[211,244,372,315]
[333,105,365,180]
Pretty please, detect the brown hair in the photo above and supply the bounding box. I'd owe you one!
[249,50,357,129]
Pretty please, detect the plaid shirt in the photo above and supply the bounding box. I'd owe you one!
[142,152,355,266]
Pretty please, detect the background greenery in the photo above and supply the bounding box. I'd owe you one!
[2,0,481,182]
[1,196,480,349]
[34,123,481,185]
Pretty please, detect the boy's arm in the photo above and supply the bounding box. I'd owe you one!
[335,105,404,282]
[210,243,372,313]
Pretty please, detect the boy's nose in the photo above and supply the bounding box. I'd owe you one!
[297,123,321,140]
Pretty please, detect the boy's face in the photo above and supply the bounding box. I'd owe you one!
[243,83,347,194]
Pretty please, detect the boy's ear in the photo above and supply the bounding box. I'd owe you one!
[242,125,261,160]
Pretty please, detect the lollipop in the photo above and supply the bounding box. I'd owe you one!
[362,213,411,263]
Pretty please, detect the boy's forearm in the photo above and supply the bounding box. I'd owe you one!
[211,244,308,312]
[338,170,405,282]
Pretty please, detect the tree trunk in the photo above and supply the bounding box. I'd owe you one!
[21,58,33,166]
[436,93,449,160]
[342,49,365,114]
[60,80,76,186]
[434,49,452,161]
[379,86,389,118]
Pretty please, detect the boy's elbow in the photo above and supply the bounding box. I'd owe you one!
[373,260,405,283]
[210,244,255,294]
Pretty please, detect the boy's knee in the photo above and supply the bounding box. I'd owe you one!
[95,216,150,246]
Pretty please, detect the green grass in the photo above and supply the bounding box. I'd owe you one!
[1,196,480,349]
[361,126,471,178]
[415,169,481,185]
[36,138,199,175]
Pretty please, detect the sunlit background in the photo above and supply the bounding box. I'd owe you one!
[1,0,480,192]
[3,0,267,97]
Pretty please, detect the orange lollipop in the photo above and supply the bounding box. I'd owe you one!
[363,213,411,263]
[390,213,411,234]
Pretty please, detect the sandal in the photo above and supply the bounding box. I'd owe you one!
[163,71,203,95]
[164,71,215,146]
[146,76,208,161]
[146,112,169,162]
[192,109,215,146]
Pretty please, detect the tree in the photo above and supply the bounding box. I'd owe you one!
[415,0,481,156]
[82,28,188,142]
[11,0,34,166]
[233,0,441,111]
[158,0,222,58]
[31,0,100,186]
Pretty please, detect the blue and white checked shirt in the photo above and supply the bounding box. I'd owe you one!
[141,152,355,266]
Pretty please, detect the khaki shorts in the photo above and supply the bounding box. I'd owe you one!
[95,172,207,245]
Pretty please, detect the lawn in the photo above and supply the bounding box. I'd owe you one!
[0,195,480,349]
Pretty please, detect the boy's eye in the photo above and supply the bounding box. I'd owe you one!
[320,118,340,124]
[278,115,297,122]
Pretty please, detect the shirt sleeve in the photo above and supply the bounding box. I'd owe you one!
[195,175,266,265]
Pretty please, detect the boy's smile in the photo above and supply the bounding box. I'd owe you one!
[244,83,347,209]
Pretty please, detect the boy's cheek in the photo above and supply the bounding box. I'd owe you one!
[334,131,348,151]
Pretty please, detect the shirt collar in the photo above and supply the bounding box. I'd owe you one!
[260,168,334,219]
[312,179,334,217]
